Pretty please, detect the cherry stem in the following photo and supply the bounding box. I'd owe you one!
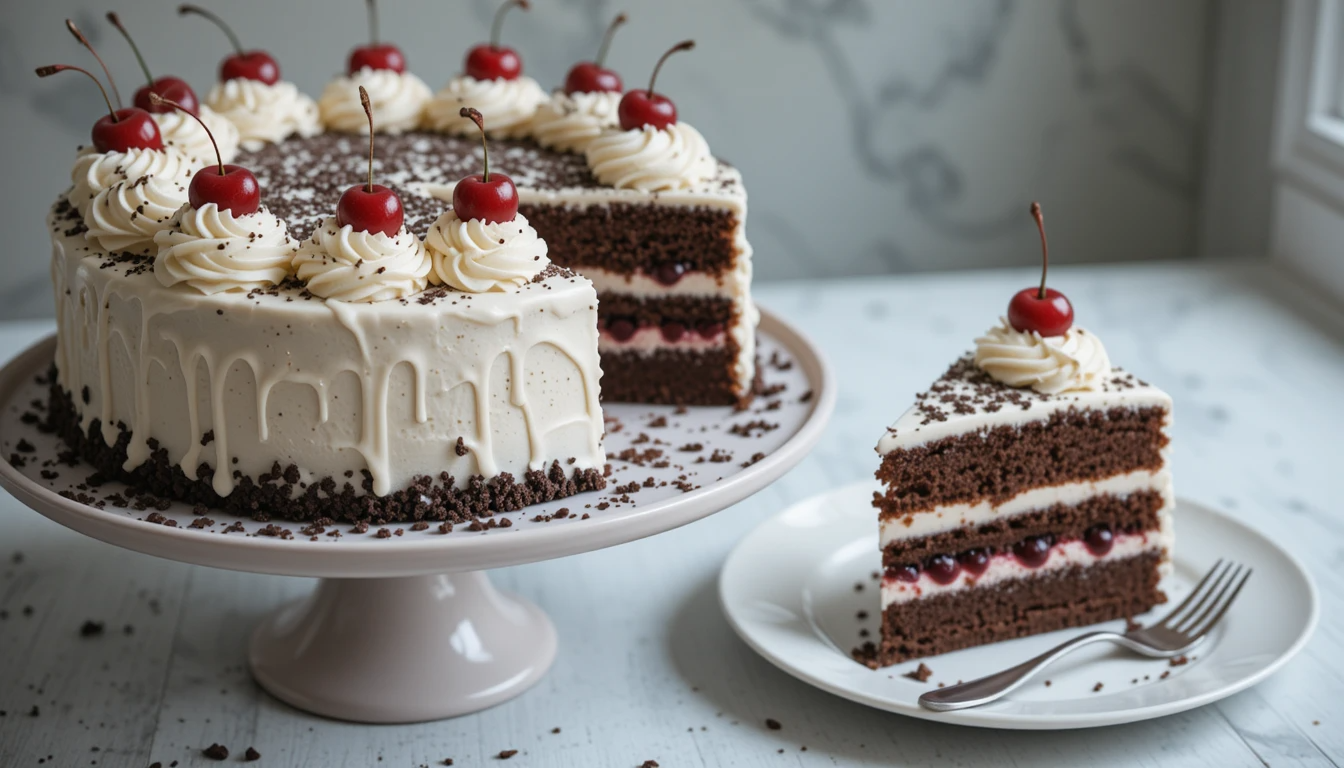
[460,107,490,182]
[36,64,118,122]
[107,12,155,88]
[149,92,225,175]
[179,5,244,56]
[360,86,376,192]
[66,19,122,110]
[1030,202,1049,300]
[647,39,694,97]
[366,0,379,45]
[595,12,627,67]
[490,0,528,50]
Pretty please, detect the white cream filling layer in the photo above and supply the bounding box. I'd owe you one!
[598,327,725,354]
[879,513,1174,608]
[880,470,1173,547]
[583,266,744,299]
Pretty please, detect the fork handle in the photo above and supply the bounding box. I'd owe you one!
[917,631,1120,711]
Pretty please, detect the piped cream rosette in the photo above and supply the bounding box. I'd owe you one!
[69,146,193,218]
[973,318,1112,395]
[425,210,549,293]
[152,105,241,167]
[423,75,546,138]
[293,216,432,302]
[206,78,320,151]
[319,68,432,135]
[154,202,296,295]
[529,89,621,153]
[585,122,716,192]
[84,174,190,256]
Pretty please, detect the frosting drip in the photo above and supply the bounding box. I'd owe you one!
[423,76,546,138]
[425,211,549,292]
[84,175,190,256]
[319,68,432,135]
[529,90,621,153]
[293,216,432,302]
[153,105,241,166]
[154,203,296,295]
[69,147,193,217]
[585,122,716,192]
[973,318,1112,394]
[206,78,320,151]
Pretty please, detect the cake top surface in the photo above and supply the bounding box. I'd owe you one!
[242,132,745,243]
[876,355,1171,454]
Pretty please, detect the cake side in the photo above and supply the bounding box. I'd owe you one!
[47,199,606,522]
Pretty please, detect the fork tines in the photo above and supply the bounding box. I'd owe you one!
[1156,559,1252,640]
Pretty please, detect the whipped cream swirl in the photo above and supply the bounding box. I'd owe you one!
[973,318,1112,395]
[585,122,716,192]
[84,175,190,256]
[293,216,432,302]
[154,203,296,295]
[423,76,546,138]
[425,211,549,292]
[153,105,240,167]
[319,68,432,135]
[529,90,621,153]
[69,147,193,217]
[206,78,321,151]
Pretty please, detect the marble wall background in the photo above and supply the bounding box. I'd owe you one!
[0,0,1226,318]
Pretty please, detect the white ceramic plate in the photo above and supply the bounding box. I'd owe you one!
[720,482,1318,730]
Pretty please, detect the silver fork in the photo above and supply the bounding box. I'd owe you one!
[918,560,1251,712]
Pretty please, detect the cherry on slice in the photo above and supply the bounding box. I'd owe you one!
[607,318,636,343]
[618,39,693,131]
[150,92,260,216]
[349,44,406,74]
[1007,202,1074,336]
[107,13,201,115]
[653,261,687,286]
[924,554,961,586]
[179,5,281,85]
[1013,535,1055,569]
[336,86,405,237]
[563,12,626,95]
[452,107,519,224]
[887,564,920,584]
[660,322,686,343]
[957,548,991,577]
[35,66,164,152]
[1084,524,1115,556]
[465,0,529,81]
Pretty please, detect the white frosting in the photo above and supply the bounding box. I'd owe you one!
[206,78,320,151]
[422,76,547,138]
[585,123,716,192]
[319,68,432,135]
[529,90,621,153]
[880,513,1174,607]
[153,203,296,295]
[50,200,604,498]
[84,174,190,256]
[152,105,241,166]
[425,210,549,293]
[293,216,431,302]
[598,327,724,354]
[974,318,1112,394]
[876,359,1170,455]
[880,470,1173,546]
[581,266,745,299]
[69,147,194,218]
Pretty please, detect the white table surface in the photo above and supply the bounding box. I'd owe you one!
[1,261,1340,767]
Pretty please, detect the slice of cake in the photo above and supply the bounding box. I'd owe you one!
[871,204,1172,665]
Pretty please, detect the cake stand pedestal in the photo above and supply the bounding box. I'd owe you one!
[0,309,833,723]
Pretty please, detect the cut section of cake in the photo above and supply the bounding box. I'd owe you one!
[870,204,1172,666]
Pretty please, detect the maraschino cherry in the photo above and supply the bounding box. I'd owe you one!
[465,0,529,81]
[150,92,260,216]
[618,39,694,131]
[452,108,518,224]
[179,4,280,85]
[107,12,200,116]
[563,12,627,95]
[35,64,163,153]
[1007,202,1074,337]
[348,0,405,74]
[336,87,405,237]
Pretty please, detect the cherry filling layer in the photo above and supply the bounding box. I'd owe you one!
[883,524,1133,586]
[600,316,726,347]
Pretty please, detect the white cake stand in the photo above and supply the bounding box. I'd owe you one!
[0,308,834,723]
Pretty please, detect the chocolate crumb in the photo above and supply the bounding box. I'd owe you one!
[639,762,659,768]
[244,747,260,761]
[79,620,105,637]
[765,718,781,730]
[1092,682,1104,692]
[1169,655,1189,667]
[496,749,518,760]
[903,663,933,683]
[202,744,229,760]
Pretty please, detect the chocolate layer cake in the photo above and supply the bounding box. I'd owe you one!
[243,132,757,406]
[873,348,1173,665]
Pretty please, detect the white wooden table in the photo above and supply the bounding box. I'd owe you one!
[1,262,1340,767]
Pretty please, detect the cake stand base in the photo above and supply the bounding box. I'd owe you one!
[248,572,556,723]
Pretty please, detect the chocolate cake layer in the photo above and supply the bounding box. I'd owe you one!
[44,374,604,525]
[882,490,1165,566]
[598,293,734,326]
[521,202,738,276]
[600,348,739,406]
[878,553,1164,664]
[875,407,1168,517]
